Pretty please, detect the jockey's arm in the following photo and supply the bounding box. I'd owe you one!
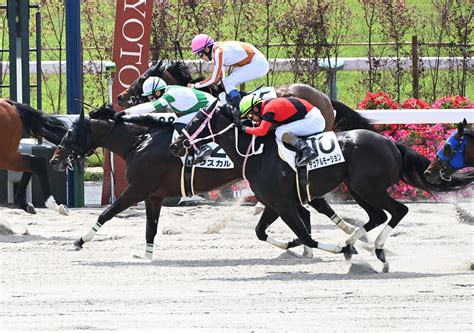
[244,120,272,136]
[124,101,156,116]
[194,47,224,89]
[124,94,174,116]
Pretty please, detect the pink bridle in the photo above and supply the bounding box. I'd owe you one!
[180,105,264,182]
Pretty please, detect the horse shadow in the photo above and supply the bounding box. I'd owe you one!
[0,234,73,243]
[74,255,470,281]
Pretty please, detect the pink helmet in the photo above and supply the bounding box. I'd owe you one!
[191,34,214,54]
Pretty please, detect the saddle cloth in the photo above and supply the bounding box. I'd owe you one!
[276,131,345,172]
[171,130,234,169]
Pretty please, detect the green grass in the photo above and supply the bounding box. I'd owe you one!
[0,0,471,110]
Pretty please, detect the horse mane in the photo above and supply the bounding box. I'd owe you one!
[8,99,68,145]
[89,104,115,120]
[89,104,172,129]
[122,115,174,129]
[464,128,474,138]
[165,61,193,85]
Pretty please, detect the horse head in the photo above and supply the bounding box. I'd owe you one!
[50,107,95,172]
[117,59,222,107]
[117,59,168,107]
[424,118,472,184]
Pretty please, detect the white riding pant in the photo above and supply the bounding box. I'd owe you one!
[222,52,269,94]
[275,108,325,141]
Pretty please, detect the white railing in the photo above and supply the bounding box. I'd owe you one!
[1,56,471,74]
[356,109,473,124]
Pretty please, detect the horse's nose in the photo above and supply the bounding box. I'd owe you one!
[423,170,431,178]
[50,158,58,166]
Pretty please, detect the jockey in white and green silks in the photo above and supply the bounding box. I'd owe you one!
[120,76,217,163]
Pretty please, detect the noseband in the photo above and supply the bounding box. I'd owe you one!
[60,119,116,169]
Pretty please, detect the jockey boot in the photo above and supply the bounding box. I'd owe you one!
[281,132,317,167]
[228,89,242,109]
[193,144,213,164]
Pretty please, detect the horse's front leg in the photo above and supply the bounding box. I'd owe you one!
[255,205,310,258]
[142,198,163,260]
[73,185,144,250]
[13,171,35,214]
[255,205,285,248]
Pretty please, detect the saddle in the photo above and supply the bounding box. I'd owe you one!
[276,132,345,204]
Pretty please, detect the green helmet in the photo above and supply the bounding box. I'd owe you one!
[239,95,263,119]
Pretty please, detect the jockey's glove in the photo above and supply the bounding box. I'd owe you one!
[234,120,247,132]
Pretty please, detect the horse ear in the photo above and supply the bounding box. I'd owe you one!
[79,107,85,122]
[458,119,466,135]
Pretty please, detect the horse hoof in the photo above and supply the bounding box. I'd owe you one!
[342,244,358,260]
[302,246,313,258]
[375,248,386,263]
[132,254,152,260]
[73,239,83,250]
[58,205,69,216]
[382,262,390,273]
[26,203,36,214]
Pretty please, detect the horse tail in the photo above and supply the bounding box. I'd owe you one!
[395,142,472,193]
[331,99,375,132]
[9,100,67,145]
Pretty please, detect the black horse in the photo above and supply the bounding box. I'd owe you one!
[49,105,355,258]
[424,119,474,185]
[170,104,471,272]
[0,99,69,215]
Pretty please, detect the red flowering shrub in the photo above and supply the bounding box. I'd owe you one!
[347,93,473,201]
[432,96,474,109]
[401,98,431,109]
[357,92,399,110]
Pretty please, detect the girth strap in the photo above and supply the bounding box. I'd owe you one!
[180,154,196,197]
[296,165,311,205]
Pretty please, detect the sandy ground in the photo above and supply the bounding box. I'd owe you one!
[1,201,473,331]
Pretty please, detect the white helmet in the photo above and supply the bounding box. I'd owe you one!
[142,77,167,96]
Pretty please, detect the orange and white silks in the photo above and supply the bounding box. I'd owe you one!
[194,41,269,93]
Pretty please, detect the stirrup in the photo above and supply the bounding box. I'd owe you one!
[296,150,318,167]
[193,145,213,164]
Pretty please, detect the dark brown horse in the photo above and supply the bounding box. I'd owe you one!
[424,119,474,184]
[116,60,374,133]
[170,104,472,272]
[50,105,356,259]
[0,99,68,215]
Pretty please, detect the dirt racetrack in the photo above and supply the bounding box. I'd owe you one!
[1,201,473,331]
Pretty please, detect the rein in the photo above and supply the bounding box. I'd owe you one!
[180,106,236,154]
[179,106,264,181]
